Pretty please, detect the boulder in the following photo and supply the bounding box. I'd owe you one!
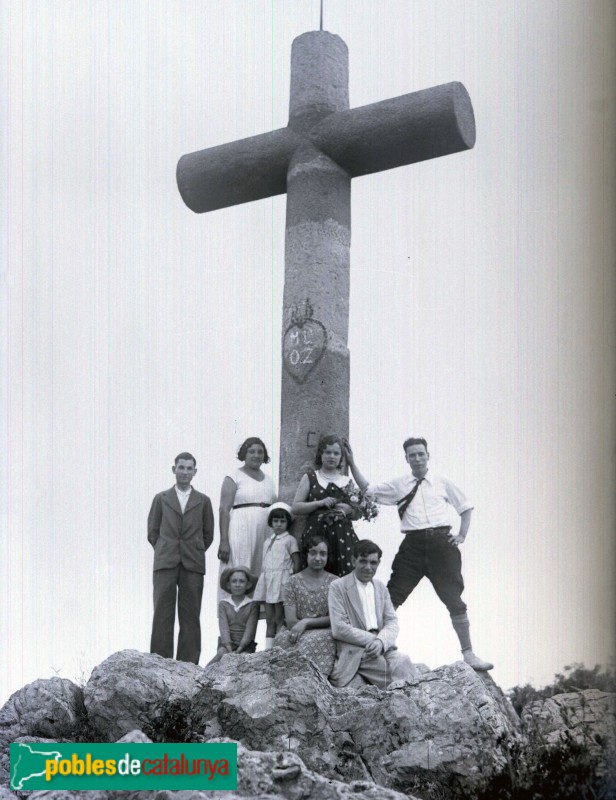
[522,689,615,747]
[0,679,84,747]
[522,687,616,778]
[191,649,519,795]
[84,650,206,742]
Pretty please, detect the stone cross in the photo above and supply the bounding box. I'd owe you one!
[177,31,475,502]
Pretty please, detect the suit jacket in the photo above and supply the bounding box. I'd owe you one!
[148,486,214,574]
[328,572,400,687]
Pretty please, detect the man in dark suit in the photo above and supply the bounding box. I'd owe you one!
[328,539,415,689]
[148,452,214,664]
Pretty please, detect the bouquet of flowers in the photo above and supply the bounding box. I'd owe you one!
[318,480,379,527]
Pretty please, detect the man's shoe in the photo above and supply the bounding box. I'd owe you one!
[463,650,494,671]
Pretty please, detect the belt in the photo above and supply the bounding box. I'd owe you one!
[232,502,270,510]
[368,628,379,634]
[401,526,451,535]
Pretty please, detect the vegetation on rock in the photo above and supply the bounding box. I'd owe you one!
[508,662,616,716]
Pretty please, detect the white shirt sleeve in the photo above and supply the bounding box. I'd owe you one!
[441,477,473,515]
[365,476,407,506]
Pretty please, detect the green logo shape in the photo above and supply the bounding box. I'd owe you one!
[10,742,237,790]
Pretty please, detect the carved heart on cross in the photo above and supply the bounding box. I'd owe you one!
[283,318,327,384]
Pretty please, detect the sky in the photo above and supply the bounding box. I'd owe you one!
[2,0,615,705]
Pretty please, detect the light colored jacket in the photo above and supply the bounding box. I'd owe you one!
[328,572,399,687]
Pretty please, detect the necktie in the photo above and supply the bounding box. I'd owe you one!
[397,478,424,520]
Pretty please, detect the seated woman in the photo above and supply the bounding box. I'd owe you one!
[291,434,359,577]
[274,534,337,676]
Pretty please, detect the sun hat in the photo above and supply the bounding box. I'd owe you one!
[219,565,258,594]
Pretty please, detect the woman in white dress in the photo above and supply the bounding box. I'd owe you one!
[218,437,276,596]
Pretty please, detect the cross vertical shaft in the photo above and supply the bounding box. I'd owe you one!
[279,32,350,502]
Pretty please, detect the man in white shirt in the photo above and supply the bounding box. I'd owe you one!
[328,539,415,688]
[346,438,493,671]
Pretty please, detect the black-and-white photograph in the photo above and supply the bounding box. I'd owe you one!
[2,1,615,796]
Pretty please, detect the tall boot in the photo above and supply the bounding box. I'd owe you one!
[451,613,493,671]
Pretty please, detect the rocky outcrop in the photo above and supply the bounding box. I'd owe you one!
[521,687,616,783]
[84,650,206,742]
[1,649,613,799]
[521,688,615,747]
[0,679,86,793]
[0,679,84,747]
[81,648,519,796]
[207,651,519,795]
[206,741,415,800]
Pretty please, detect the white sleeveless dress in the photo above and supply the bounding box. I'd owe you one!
[218,468,276,599]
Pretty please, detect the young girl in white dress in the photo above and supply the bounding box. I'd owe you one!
[253,502,301,649]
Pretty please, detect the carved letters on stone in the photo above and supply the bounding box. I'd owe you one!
[283,298,328,384]
[283,318,327,384]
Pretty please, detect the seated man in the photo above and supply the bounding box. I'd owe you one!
[328,539,415,689]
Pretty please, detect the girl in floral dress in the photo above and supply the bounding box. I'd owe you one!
[291,435,359,577]
[275,534,337,676]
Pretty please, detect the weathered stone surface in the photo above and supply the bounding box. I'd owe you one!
[50,648,518,794]
[477,670,521,731]
[311,82,475,177]
[205,741,415,800]
[3,648,615,799]
[116,729,153,744]
[192,649,518,795]
[279,35,352,503]
[83,650,207,742]
[521,687,616,774]
[289,32,349,130]
[0,679,84,748]
[0,786,19,799]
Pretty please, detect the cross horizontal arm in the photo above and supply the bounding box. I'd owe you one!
[309,81,475,178]
[177,127,302,214]
[177,81,474,215]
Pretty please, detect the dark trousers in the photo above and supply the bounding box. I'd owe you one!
[150,565,204,664]
[387,529,467,616]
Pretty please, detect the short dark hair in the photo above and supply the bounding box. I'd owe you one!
[175,452,196,466]
[353,539,383,559]
[402,437,428,453]
[302,533,329,556]
[315,434,344,468]
[237,437,270,464]
[267,507,293,529]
